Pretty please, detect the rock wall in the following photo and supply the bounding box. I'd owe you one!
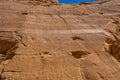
[103,18,120,62]
[28,0,58,5]
[0,0,120,80]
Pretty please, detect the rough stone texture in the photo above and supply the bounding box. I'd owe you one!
[9,0,58,5]
[0,0,120,80]
[28,0,58,5]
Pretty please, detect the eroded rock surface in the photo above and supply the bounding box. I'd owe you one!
[0,0,120,80]
[28,0,58,5]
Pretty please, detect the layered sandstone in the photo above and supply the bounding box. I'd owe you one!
[0,0,120,80]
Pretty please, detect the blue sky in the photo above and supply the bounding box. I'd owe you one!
[59,0,95,4]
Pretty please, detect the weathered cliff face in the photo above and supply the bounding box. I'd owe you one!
[9,0,58,5]
[0,0,120,80]
[28,0,58,5]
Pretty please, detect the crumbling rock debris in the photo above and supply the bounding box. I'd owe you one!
[104,29,120,61]
[104,38,120,61]
[103,18,120,61]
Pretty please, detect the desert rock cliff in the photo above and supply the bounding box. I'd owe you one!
[0,0,120,80]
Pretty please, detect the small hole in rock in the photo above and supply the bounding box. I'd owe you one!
[71,51,90,59]
[72,36,84,40]
[43,52,49,54]
[22,12,28,15]
[99,12,103,15]
[41,56,44,58]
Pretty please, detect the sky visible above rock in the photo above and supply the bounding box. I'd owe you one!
[59,0,95,4]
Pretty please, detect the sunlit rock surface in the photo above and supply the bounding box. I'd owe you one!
[0,0,120,80]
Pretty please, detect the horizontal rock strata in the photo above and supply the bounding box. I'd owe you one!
[0,0,120,80]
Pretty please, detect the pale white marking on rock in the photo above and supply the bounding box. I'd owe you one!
[0,28,104,34]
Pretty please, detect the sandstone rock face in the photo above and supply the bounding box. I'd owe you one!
[0,0,120,80]
[9,0,58,5]
[28,0,58,5]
